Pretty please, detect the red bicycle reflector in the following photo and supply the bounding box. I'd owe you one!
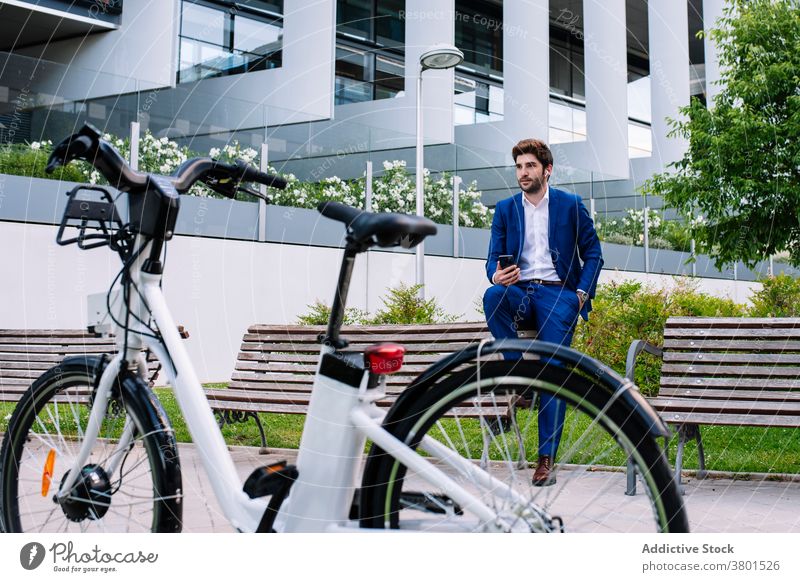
[365,343,405,374]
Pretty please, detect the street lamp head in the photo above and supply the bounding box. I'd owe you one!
[419,44,464,71]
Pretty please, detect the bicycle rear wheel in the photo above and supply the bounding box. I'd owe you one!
[359,360,687,532]
[0,356,183,532]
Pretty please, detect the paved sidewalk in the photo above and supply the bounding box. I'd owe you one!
[176,443,800,533]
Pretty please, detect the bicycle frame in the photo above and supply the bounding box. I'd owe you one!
[53,236,535,533]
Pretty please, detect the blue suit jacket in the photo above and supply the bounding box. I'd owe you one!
[485,188,603,320]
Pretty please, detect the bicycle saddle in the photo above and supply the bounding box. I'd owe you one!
[317,201,437,250]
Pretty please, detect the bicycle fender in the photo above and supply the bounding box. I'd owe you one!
[392,338,671,440]
[58,355,183,531]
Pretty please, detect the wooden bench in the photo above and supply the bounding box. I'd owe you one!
[0,329,163,404]
[207,322,537,458]
[625,316,800,493]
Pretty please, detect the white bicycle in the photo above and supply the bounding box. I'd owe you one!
[0,125,688,533]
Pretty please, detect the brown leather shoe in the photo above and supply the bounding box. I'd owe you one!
[532,455,556,486]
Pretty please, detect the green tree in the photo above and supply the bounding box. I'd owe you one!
[645,0,800,268]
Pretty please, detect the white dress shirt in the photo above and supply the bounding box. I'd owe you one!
[518,186,560,282]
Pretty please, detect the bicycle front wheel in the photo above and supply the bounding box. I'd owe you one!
[359,359,687,533]
[0,356,183,532]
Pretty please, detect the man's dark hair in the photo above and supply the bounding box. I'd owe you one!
[512,138,553,168]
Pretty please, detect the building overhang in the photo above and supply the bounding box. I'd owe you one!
[0,0,119,52]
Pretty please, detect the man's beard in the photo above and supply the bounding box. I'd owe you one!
[518,172,546,194]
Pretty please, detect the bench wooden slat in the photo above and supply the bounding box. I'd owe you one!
[661,363,800,377]
[657,411,800,427]
[234,361,434,375]
[664,327,800,339]
[0,337,114,346]
[239,342,480,354]
[663,352,800,364]
[235,351,447,365]
[660,376,800,390]
[662,339,800,351]
[242,332,489,344]
[0,329,103,338]
[230,373,421,386]
[649,397,800,415]
[665,317,800,329]
[247,323,489,334]
[658,387,800,401]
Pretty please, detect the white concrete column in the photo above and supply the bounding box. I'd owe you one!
[404,0,457,144]
[702,0,727,102]
[648,0,690,168]
[583,0,629,178]
[502,0,549,140]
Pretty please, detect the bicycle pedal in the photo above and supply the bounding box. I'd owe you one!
[243,461,298,499]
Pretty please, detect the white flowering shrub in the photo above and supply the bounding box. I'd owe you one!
[595,207,702,252]
[16,134,494,227]
[256,158,492,228]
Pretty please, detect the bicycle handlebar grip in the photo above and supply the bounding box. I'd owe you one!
[45,134,93,173]
[256,171,287,190]
[235,160,288,190]
[317,201,361,225]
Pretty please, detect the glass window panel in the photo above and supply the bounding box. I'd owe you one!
[181,3,226,46]
[549,127,577,144]
[455,0,503,74]
[488,85,503,115]
[238,0,283,13]
[572,108,586,137]
[234,17,282,53]
[549,43,572,97]
[338,0,372,38]
[374,54,404,99]
[549,101,573,132]
[376,0,405,45]
[336,46,370,82]
[335,77,372,104]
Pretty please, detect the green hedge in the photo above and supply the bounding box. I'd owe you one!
[572,279,746,395]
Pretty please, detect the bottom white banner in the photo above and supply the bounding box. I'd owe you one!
[1,533,798,581]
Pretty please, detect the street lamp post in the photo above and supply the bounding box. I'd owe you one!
[415,44,464,299]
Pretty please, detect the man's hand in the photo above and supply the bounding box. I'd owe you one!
[576,290,588,311]
[493,263,520,286]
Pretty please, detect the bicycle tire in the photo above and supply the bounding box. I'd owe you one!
[359,359,688,533]
[0,356,183,532]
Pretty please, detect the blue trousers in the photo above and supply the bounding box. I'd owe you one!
[482,282,580,458]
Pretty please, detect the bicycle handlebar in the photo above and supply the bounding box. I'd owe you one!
[46,124,148,191]
[46,123,287,197]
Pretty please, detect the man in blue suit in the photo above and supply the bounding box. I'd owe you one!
[483,138,603,486]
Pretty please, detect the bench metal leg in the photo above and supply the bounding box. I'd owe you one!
[479,418,490,470]
[628,429,685,497]
[688,424,707,479]
[674,423,705,492]
[507,398,528,469]
[216,410,269,453]
[625,458,637,496]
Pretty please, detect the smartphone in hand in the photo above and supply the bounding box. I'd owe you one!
[498,255,514,270]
